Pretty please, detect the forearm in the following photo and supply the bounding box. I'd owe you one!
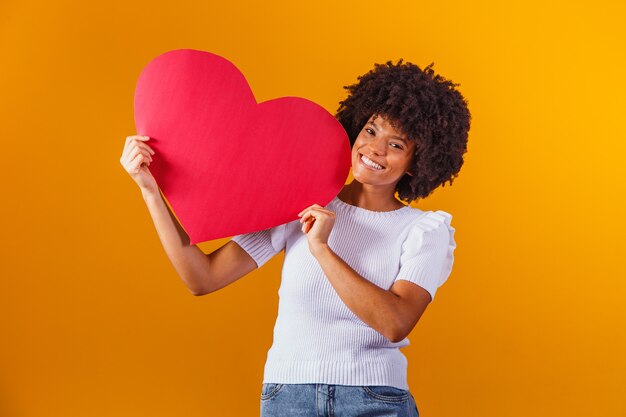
[311,245,402,342]
[142,189,211,295]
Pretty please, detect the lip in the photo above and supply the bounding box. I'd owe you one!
[358,153,385,171]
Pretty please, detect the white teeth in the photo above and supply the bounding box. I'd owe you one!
[361,154,383,170]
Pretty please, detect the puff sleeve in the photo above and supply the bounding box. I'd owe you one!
[231,223,287,269]
[394,210,457,302]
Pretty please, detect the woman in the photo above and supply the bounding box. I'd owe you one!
[120,59,471,416]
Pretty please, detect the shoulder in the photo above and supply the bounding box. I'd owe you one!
[401,208,456,252]
[411,209,454,233]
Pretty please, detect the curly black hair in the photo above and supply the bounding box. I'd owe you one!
[335,59,471,204]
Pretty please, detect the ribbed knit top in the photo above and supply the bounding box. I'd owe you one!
[231,196,456,390]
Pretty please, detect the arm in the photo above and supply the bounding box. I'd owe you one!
[142,189,257,296]
[312,245,431,343]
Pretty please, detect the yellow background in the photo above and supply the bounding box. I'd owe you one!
[1,0,624,416]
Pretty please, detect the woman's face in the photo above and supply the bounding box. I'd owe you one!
[351,114,416,187]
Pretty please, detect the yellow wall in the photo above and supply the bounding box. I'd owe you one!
[1,1,624,416]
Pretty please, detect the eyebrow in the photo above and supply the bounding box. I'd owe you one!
[368,121,409,144]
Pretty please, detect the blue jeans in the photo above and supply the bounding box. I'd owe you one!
[260,383,420,416]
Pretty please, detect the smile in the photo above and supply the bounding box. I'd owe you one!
[358,153,385,171]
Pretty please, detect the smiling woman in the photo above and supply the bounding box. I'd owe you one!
[228,60,471,416]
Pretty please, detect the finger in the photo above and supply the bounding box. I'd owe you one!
[302,212,325,225]
[126,145,153,165]
[300,211,316,223]
[299,205,332,216]
[299,207,321,216]
[130,153,151,174]
[137,142,152,161]
[126,135,150,143]
[301,217,314,233]
[305,218,315,233]
[300,207,331,222]
[123,135,149,154]
[298,204,318,216]
[129,152,145,172]
[126,148,152,168]
[134,140,155,155]
[302,208,323,221]
[312,208,334,217]
[123,138,154,160]
[122,136,153,160]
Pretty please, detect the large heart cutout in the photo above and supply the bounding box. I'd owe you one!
[134,49,351,244]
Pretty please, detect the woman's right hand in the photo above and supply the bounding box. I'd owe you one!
[120,135,158,195]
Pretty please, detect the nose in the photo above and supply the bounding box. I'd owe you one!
[367,135,387,155]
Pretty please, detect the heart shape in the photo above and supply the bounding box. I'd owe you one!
[134,49,351,244]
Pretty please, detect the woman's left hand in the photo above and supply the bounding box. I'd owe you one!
[298,204,336,253]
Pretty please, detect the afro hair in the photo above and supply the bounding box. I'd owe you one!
[335,59,471,204]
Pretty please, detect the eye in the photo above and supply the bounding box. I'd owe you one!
[391,143,403,150]
[365,128,375,135]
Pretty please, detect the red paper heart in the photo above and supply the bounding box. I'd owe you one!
[134,49,351,244]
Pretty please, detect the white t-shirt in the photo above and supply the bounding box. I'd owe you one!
[232,196,456,390]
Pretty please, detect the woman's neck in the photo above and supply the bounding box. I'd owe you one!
[337,182,405,212]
